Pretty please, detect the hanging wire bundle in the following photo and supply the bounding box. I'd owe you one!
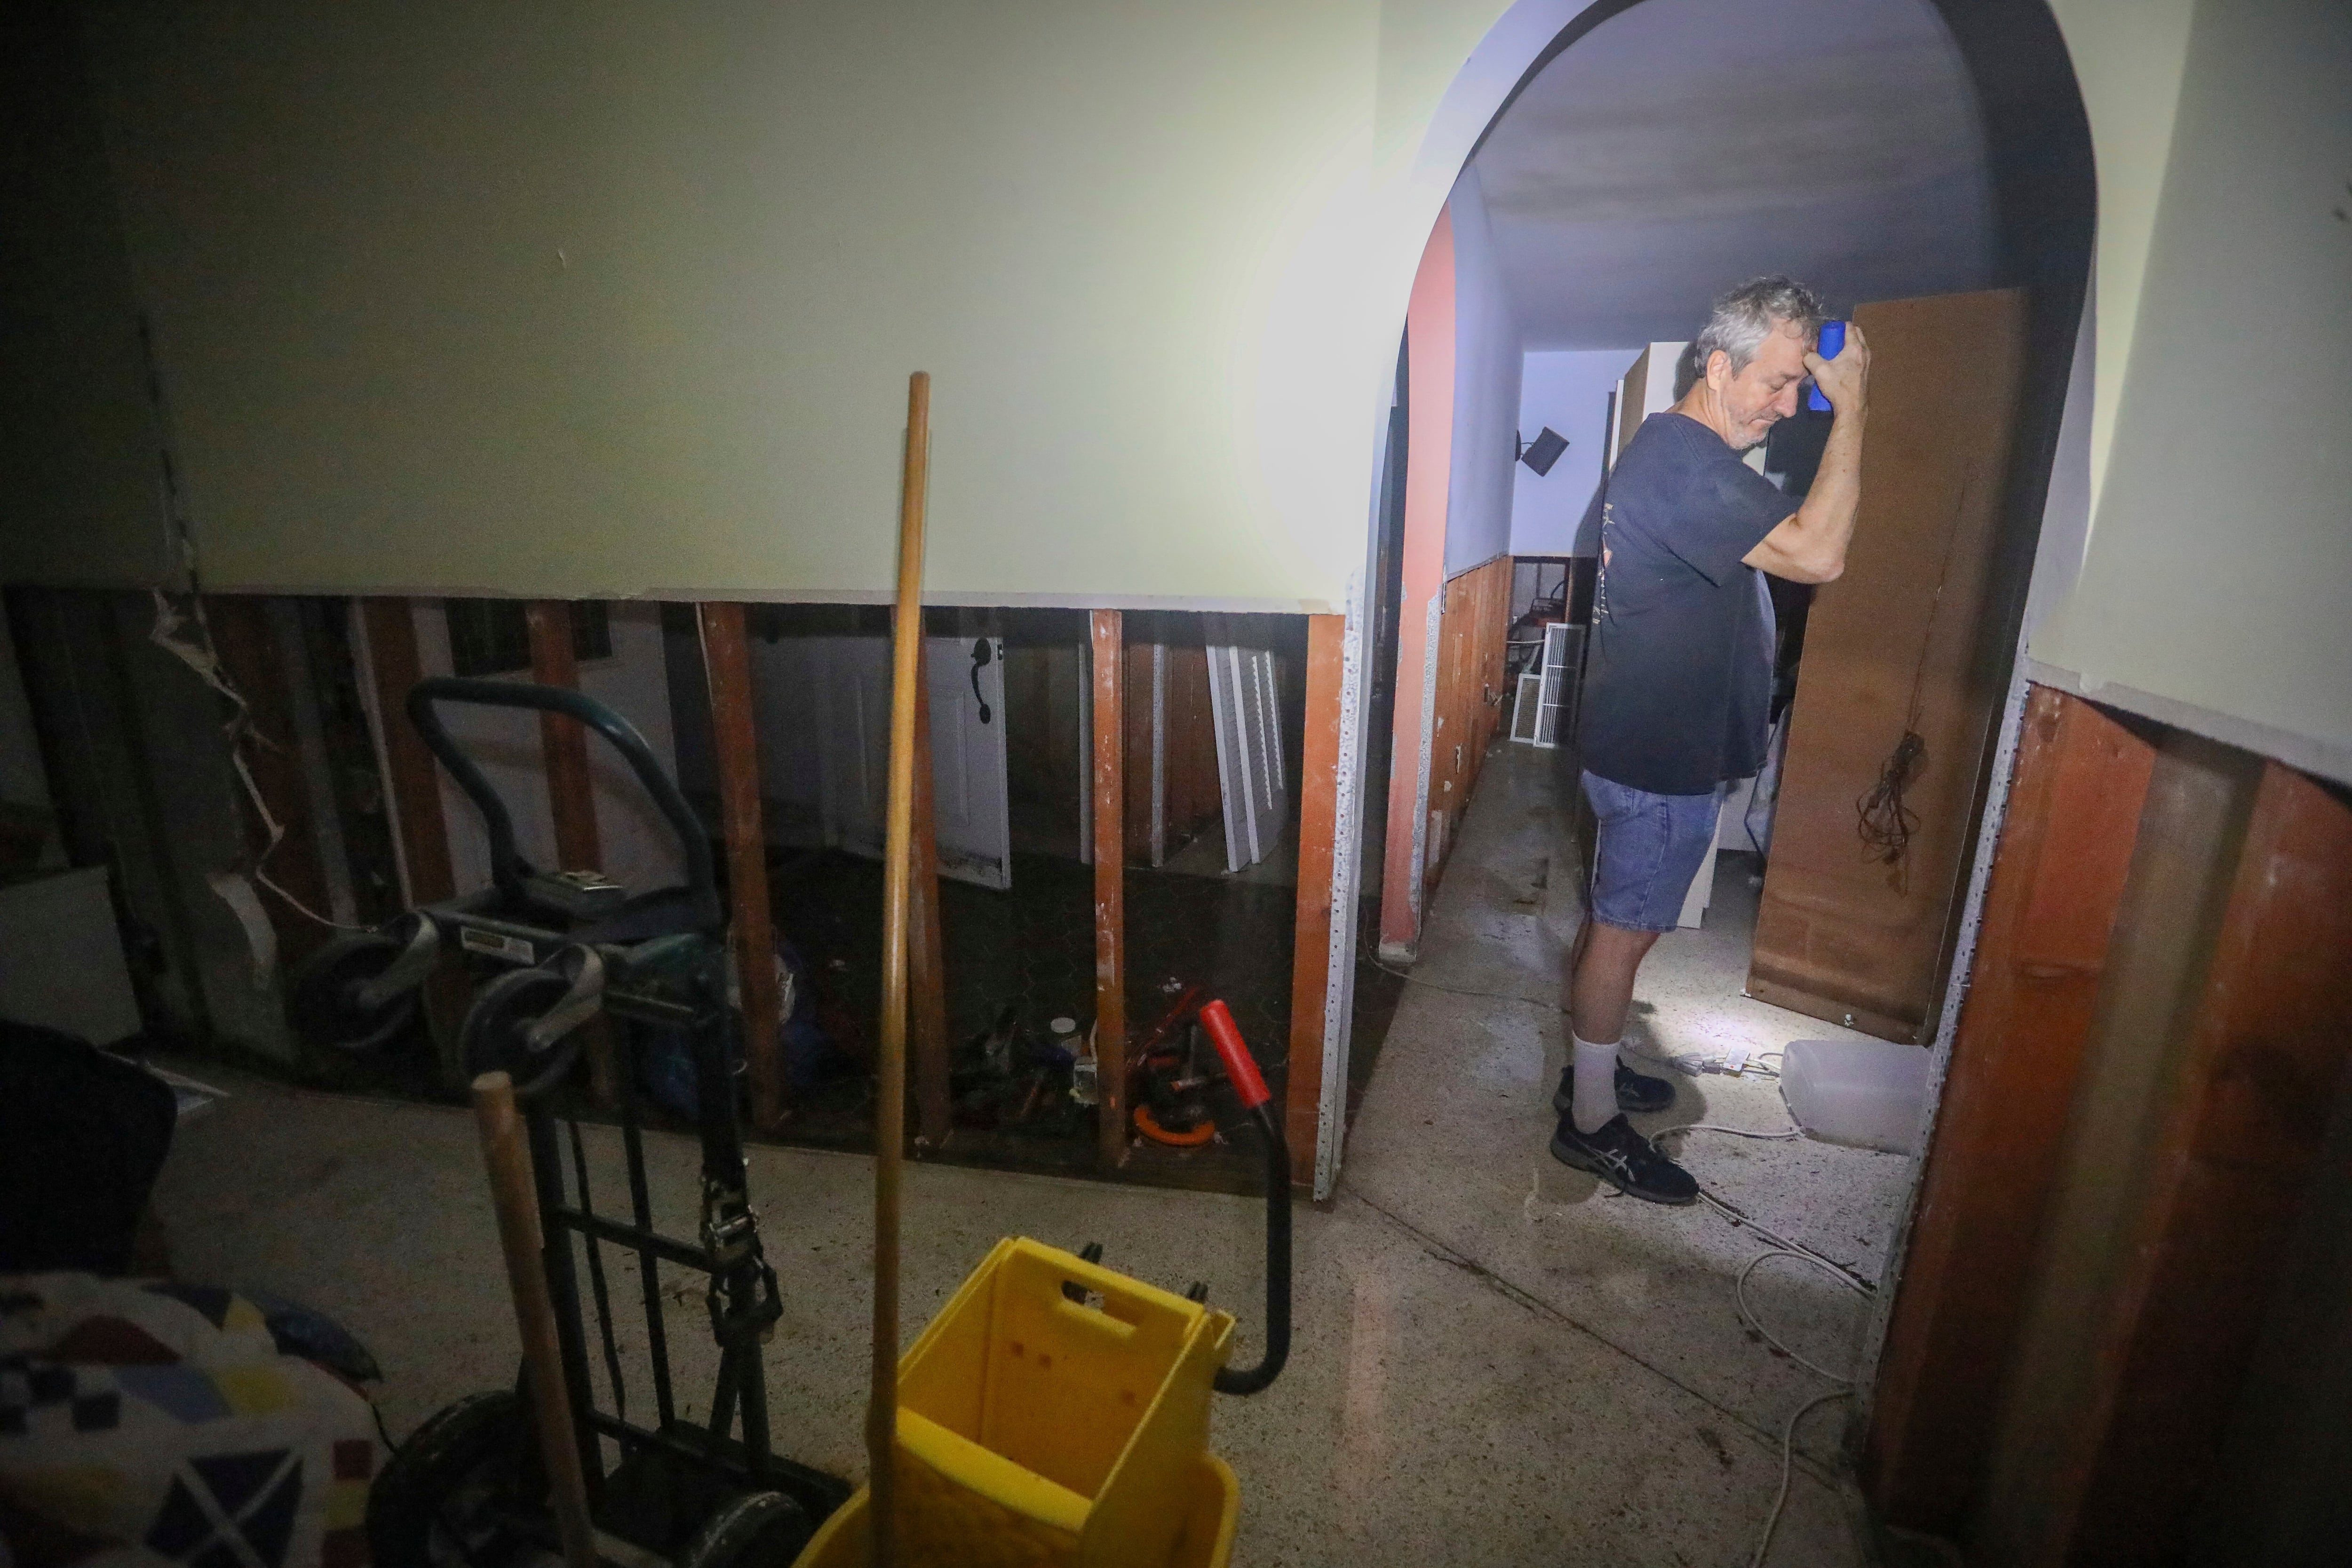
[1853,473,1977,878]
[1856,728,1927,865]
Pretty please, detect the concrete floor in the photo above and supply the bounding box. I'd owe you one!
[152,744,1913,1566]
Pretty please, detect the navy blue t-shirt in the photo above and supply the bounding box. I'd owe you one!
[1578,413,1794,795]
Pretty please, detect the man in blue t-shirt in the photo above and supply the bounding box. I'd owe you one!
[1552,276,1871,1203]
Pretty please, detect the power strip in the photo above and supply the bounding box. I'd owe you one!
[1638,1044,1772,1078]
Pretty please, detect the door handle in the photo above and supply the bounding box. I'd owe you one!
[969,637,994,724]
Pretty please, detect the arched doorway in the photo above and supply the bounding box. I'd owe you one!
[1319,0,2098,1536]
[1336,0,2094,1168]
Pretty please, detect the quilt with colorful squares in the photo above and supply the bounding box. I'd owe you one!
[0,1274,378,1568]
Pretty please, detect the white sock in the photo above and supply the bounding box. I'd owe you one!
[1571,1033,1620,1135]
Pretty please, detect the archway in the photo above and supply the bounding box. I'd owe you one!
[1316,0,2099,1487]
[1328,0,2095,1166]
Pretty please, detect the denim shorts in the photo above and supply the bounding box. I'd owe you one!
[1583,771,1723,933]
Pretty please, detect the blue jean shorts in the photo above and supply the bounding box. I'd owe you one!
[1583,771,1722,933]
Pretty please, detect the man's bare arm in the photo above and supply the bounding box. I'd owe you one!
[1745,324,1871,584]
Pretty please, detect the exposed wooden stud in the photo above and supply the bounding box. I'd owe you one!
[2051,757,2352,1559]
[524,600,616,1104]
[524,602,602,874]
[1285,613,1347,1188]
[1149,640,1167,865]
[1089,609,1128,1170]
[905,624,952,1151]
[358,598,469,1081]
[205,595,338,972]
[1971,730,2266,1563]
[1864,685,2157,1533]
[359,599,455,907]
[698,602,787,1131]
[1124,636,1160,865]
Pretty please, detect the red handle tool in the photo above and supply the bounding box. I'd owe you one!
[1199,998,1270,1111]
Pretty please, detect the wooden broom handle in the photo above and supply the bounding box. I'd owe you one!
[869,371,930,1565]
[471,1071,598,1568]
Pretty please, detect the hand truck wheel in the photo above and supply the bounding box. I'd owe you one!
[677,1489,814,1568]
[288,931,423,1053]
[366,1389,533,1568]
[461,965,586,1097]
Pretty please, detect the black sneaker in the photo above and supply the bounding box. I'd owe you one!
[1552,1059,1676,1116]
[1549,1114,1700,1205]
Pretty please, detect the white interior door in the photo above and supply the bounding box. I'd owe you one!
[1203,614,1287,873]
[925,636,1012,888]
[814,634,1011,890]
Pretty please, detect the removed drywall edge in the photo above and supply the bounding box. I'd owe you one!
[1316,584,1371,1202]
[2023,659,2352,789]
[1445,549,1512,583]
[163,584,1346,616]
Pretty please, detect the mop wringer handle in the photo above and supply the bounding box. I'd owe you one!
[1198,999,1291,1396]
[1199,999,1271,1112]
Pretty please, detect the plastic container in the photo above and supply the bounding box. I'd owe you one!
[1781,1038,1931,1155]
[791,1236,1238,1568]
[792,1452,1239,1568]
[1807,319,1847,412]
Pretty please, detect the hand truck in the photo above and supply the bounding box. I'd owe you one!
[287,678,850,1567]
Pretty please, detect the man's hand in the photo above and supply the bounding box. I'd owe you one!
[1745,322,1872,583]
[1805,322,1871,416]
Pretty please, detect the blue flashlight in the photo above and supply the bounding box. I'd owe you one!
[1808,319,1846,413]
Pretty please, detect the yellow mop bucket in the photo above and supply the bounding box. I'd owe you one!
[794,1001,1289,1568]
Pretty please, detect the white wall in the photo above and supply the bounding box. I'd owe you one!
[406,600,688,901]
[8,2,2340,832]
[2046,0,2200,518]
[42,0,1409,610]
[1509,349,1638,556]
[1441,167,1523,579]
[2030,0,2352,780]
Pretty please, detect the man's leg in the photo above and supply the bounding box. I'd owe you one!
[1571,920,1660,1047]
[1549,772,1713,1205]
[1565,920,1660,1134]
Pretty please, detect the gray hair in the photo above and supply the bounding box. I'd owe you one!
[1695,275,1828,374]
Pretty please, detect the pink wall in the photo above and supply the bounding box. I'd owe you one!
[1379,208,1455,959]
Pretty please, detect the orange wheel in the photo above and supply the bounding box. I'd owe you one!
[1134,1104,1216,1147]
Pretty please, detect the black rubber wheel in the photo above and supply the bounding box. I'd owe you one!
[367,1390,535,1568]
[461,966,582,1096]
[288,932,422,1053]
[677,1490,814,1568]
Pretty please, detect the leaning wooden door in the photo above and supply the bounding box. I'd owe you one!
[1747,288,2028,1042]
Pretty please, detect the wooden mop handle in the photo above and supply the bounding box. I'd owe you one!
[868,371,931,1566]
[471,1072,598,1568]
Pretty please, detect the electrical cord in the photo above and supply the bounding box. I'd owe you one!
[1752,1390,1851,1568]
[1625,1046,1780,1081]
[1374,948,1873,1562]
[1374,888,1882,1561]
[1695,1183,1875,1297]
[370,1399,400,1454]
[1732,1250,1863,1382]
[1655,1122,1799,1143]
[1684,1145,1875,1568]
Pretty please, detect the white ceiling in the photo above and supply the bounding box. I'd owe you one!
[1471,0,2000,349]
